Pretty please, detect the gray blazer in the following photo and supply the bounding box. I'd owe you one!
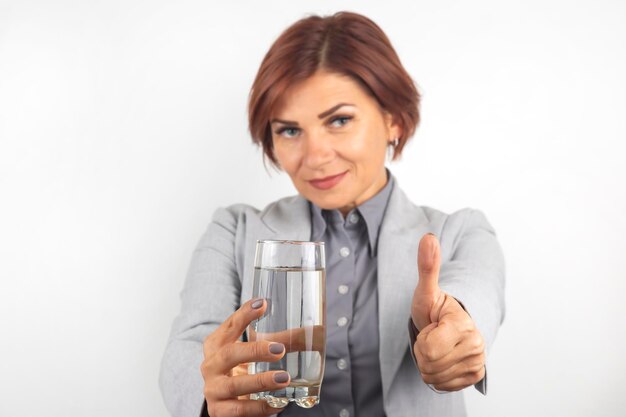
[159,180,506,417]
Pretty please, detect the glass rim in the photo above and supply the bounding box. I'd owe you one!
[256,239,324,246]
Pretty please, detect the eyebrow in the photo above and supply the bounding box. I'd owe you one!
[317,103,354,119]
[270,103,355,126]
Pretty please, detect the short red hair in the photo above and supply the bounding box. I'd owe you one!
[248,11,421,166]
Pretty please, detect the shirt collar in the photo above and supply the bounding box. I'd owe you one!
[309,169,395,257]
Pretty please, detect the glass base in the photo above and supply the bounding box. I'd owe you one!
[252,385,320,409]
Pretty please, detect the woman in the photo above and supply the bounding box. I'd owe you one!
[160,11,505,417]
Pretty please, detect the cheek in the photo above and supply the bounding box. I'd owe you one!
[353,119,388,150]
[274,143,300,176]
[345,129,387,165]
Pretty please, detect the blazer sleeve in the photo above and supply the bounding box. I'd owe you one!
[159,206,243,417]
[438,208,506,393]
[438,209,506,355]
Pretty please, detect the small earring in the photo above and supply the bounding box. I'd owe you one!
[387,137,399,160]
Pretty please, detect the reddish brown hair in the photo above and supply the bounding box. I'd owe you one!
[248,11,421,166]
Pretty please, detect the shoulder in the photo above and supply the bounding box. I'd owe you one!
[412,204,501,265]
[420,205,501,269]
[390,182,495,234]
[209,194,304,231]
[421,206,496,236]
[199,195,307,273]
[389,182,497,254]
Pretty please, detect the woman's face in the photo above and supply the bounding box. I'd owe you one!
[270,70,401,215]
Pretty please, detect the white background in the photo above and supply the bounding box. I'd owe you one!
[1,1,625,416]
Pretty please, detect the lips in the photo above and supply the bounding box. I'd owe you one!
[309,171,347,190]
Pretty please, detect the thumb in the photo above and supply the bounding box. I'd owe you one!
[417,233,441,296]
[412,233,442,331]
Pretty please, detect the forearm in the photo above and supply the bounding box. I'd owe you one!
[160,337,207,417]
[160,207,243,416]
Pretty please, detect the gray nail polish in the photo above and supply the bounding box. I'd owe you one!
[251,299,263,309]
[269,343,285,354]
[273,372,289,383]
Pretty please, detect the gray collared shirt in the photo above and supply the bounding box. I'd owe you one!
[280,173,394,417]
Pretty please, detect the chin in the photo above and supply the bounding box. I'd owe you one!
[306,194,350,211]
[294,180,352,208]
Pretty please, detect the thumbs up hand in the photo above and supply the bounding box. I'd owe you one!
[411,234,486,392]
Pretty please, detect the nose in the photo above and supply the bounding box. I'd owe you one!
[302,131,335,169]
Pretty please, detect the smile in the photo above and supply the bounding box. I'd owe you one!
[308,171,348,190]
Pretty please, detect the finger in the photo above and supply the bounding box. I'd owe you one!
[209,341,286,375]
[436,295,474,331]
[255,325,326,352]
[429,366,486,392]
[416,330,485,375]
[416,233,441,297]
[415,319,464,363]
[212,371,291,400]
[419,352,485,385]
[231,362,249,378]
[207,298,267,351]
[209,398,286,417]
[416,296,478,365]
[231,363,251,401]
[412,321,438,343]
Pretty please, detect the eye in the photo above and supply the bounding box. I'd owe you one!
[329,115,352,128]
[274,126,301,138]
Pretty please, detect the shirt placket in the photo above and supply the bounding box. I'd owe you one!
[328,211,356,417]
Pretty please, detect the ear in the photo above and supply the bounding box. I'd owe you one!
[383,111,403,142]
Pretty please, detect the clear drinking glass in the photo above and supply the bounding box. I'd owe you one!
[247,240,326,409]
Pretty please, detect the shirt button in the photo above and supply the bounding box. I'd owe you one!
[339,247,350,257]
[337,285,349,295]
[348,213,359,224]
[339,409,350,417]
[337,316,349,327]
[337,358,348,370]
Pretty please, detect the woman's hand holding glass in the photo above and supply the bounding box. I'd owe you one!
[411,234,486,392]
[200,298,291,417]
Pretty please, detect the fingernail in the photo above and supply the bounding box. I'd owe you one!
[251,298,264,309]
[273,371,289,383]
[269,343,285,354]
[427,234,437,260]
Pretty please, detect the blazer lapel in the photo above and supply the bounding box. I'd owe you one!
[377,184,435,400]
